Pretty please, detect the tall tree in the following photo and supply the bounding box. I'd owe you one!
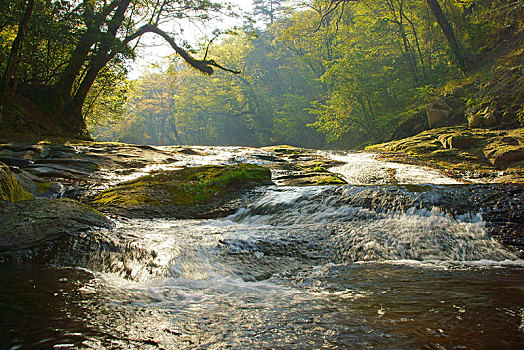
[1,0,240,136]
[57,0,241,135]
[319,0,469,71]
[425,0,469,71]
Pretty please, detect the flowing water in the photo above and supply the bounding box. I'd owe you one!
[1,149,524,349]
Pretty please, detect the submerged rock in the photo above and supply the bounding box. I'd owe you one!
[276,173,346,186]
[92,164,273,218]
[0,198,112,253]
[177,147,203,156]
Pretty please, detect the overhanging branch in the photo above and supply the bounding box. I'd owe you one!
[126,25,241,75]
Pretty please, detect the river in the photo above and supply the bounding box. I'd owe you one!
[1,148,523,349]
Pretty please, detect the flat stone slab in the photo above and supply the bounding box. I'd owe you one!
[0,198,112,252]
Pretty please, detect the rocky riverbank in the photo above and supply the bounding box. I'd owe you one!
[368,127,524,183]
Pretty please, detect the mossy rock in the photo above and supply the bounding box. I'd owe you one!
[486,146,524,169]
[370,126,524,175]
[314,175,347,185]
[92,164,273,218]
[264,145,306,156]
[0,162,34,202]
[277,173,347,186]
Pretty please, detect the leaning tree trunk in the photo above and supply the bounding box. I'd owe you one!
[425,0,470,72]
[54,29,97,102]
[61,54,112,134]
[61,0,132,135]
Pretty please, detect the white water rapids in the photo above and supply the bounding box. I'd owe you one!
[2,147,523,349]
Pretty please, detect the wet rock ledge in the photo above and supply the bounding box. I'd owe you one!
[91,164,273,218]
[0,198,112,253]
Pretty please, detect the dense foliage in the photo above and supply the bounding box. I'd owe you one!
[1,0,522,146]
[91,0,523,147]
[0,0,235,137]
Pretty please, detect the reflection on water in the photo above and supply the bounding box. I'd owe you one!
[323,151,461,185]
[1,149,524,349]
[2,262,523,349]
[0,264,98,348]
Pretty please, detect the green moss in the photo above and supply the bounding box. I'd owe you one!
[36,182,52,193]
[298,161,327,173]
[93,164,272,208]
[268,145,302,155]
[315,176,346,185]
[0,163,34,202]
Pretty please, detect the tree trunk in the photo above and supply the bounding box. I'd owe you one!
[425,0,469,72]
[0,0,34,124]
[54,29,97,102]
[54,0,124,101]
[0,0,34,95]
[61,54,112,134]
[61,0,131,135]
[170,119,183,146]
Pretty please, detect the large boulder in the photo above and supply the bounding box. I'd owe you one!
[0,198,112,253]
[483,112,498,127]
[0,162,34,202]
[388,111,428,141]
[92,164,273,218]
[467,107,500,129]
[427,98,451,129]
[468,114,484,128]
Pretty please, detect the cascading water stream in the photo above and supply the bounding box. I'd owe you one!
[1,148,523,349]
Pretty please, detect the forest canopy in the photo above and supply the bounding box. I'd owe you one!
[1,0,523,147]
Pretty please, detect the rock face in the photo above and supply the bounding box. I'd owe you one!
[483,112,498,127]
[368,126,524,179]
[438,133,478,150]
[92,164,273,218]
[486,147,524,169]
[0,162,34,202]
[0,198,112,253]
[427,98,451,129]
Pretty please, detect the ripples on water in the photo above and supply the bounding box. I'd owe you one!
[1,149,524,349]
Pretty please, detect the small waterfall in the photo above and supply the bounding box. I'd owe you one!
[49,184,520,283]
[228,185,520,263]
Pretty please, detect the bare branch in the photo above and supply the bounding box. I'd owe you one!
[203,32,221,61]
